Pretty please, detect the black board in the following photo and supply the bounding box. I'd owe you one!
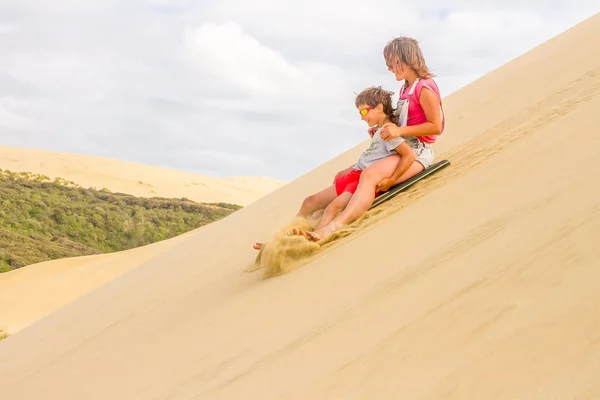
[369,159,451,209]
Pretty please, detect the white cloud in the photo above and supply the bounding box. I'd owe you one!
[183,22,301,96]
[182,21,352,105]
[0,0,598,181]
[199,0,421,51]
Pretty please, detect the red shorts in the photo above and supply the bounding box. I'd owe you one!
[335,169,362,196]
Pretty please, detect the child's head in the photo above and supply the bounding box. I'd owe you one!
[383,36,434,82]
[355,86,396,127]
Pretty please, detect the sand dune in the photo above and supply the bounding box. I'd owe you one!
[0,13,599,399]
[0,146,284,335]
[0,231,193,335]
[0,145,287,206]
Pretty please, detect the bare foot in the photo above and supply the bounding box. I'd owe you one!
[254,227,308,250]
[286,227,309,238]
[306,221,343,242]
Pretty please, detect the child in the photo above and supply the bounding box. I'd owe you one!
[253,86,416,251]
[312,36,445,241]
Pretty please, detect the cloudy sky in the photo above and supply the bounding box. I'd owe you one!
[0,1,598,180]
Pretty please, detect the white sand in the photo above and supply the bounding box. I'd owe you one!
[0,13,599,399]
[0,145,287,206]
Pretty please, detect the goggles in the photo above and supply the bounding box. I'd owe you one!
[359,106,373,116]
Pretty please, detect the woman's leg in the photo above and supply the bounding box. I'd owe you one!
[335,159,423,224]
[392,160,424,185]
[329,156,400,223]
[307,156,423,241]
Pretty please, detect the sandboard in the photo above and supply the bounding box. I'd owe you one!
[369,159,451,209]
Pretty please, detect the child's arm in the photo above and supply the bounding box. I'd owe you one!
[389,141,416,182]
[380,88,443,139]
[376,142,416,192]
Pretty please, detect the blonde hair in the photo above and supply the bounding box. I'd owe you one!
[383,36,435,84]
[354,86,397,125]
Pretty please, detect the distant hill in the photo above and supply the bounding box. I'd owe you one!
[0,169,241,271]
[0,145,287,206]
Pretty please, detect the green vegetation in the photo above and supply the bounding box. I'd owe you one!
[0,169,242,272]
[0,329,8,341]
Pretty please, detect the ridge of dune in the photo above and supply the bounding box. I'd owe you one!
[0,145,287,206]
[1,13,599,399]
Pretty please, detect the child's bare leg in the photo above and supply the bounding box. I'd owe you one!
[253,185,338,249]
[296,185,338,218]
[316,191,353,230]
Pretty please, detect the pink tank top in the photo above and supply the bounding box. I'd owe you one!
[398,78,445,144]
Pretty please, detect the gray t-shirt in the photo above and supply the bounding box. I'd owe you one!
[354,127,406,170]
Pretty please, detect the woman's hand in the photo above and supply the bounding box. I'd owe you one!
[380,123,404,141]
